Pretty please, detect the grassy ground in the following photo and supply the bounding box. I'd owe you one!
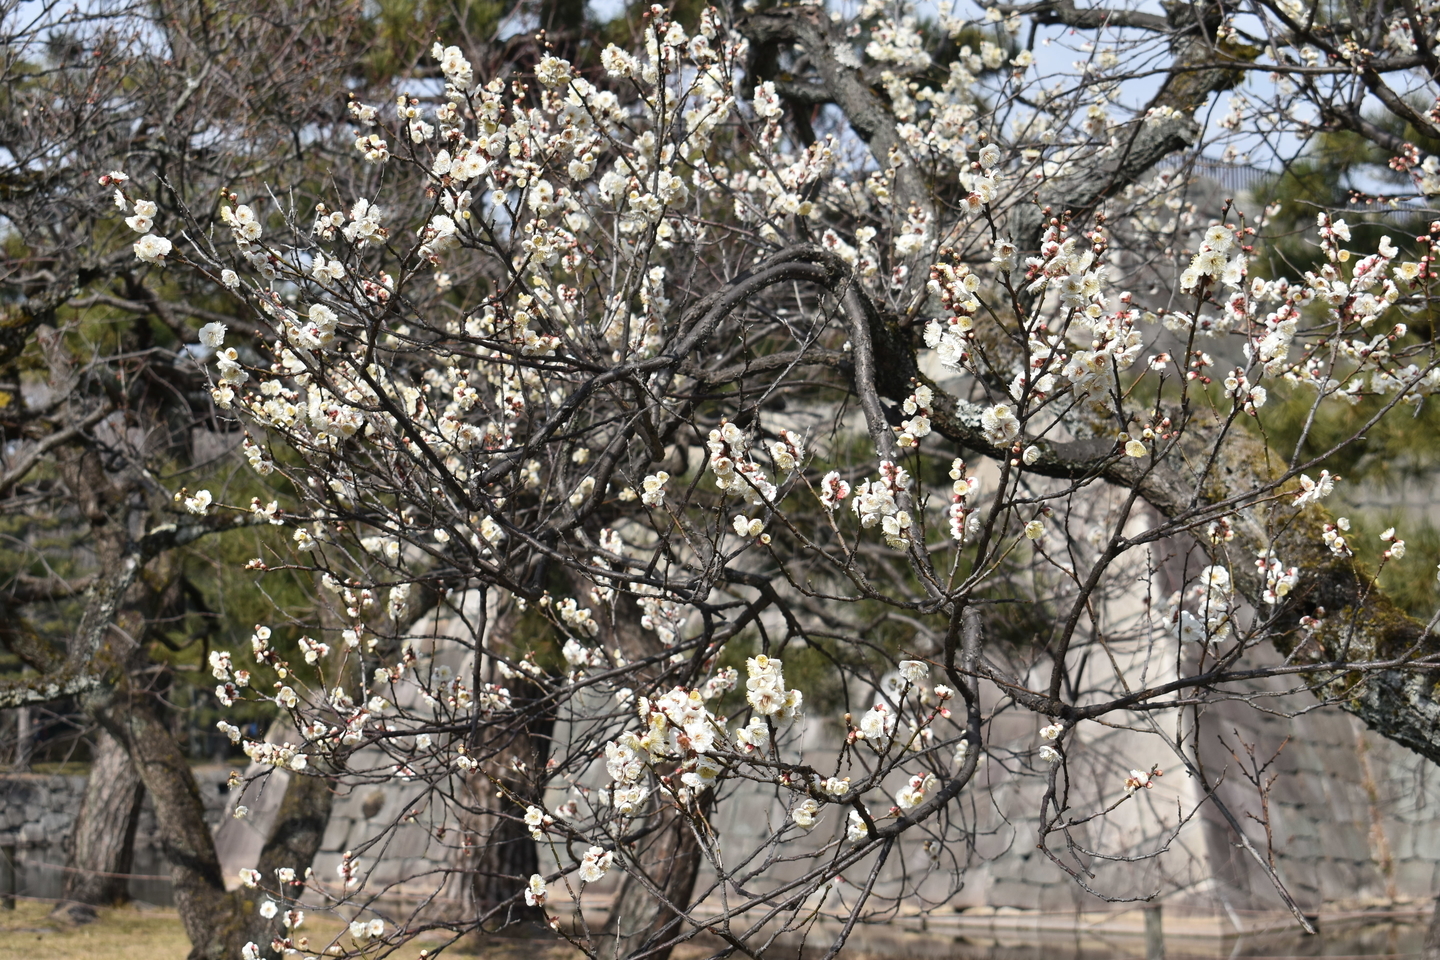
[0,900,191,960]
[0,900,584,960]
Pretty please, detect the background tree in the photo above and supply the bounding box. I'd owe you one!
[16,0,1440,958]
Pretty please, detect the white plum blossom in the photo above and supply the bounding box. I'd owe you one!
[732,514,764,538]
[198,322,227,348]
[1124,768,1159,792]
[578,846,613,883]
[895,773,936,811]
[792,798,820,829]
[855,703,896,749]
[1293,470,1339,506]
[980,403,1020,444]
[640,471,669,506]
[745,656,803,719]
[134,234,173,263]
[818,471,850,510]
[183,489,213,515]
[898,660,928,685]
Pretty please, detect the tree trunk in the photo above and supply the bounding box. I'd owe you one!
[243,766,336,958]
[464,680,555,932]
[467,782,545,926]
[13,706,32,770]
[605,797,709,960]
[87,683,244,960]
[1423,897,1440,960]
[600,589,710,960]
[51,728,144,918]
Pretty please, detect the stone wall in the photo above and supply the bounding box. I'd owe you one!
[0,766,232,904]
[7,652,1440,922]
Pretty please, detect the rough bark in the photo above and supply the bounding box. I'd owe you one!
[53,728,145,914]
[1423,896,1440,960]
[604,797,710,960]
[597,589,712,960]
[11,451,330,959]
[467,782,546,926]
[243,767,336,956]
[463,674,555,932]
[85,676,242,959]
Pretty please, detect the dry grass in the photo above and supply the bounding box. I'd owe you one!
[0,899,730,960]
[0,899,191,960]
[0,899,570,959]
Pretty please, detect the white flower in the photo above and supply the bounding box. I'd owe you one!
[133,234,173,264]
[578,846,613,883]
[895,772,936,811]
[734,715,771,752]
[856,703,895,749]
[1124,768,1157,792]
[239,868,261,888]
[368,919,385,938]
[1038,745,1060,763]
[1175,610,1206,644]
[792,798,820,829]
[416,733,432,749]
[198,322,227,349]
[733,514,764,537]
[258,899,278,919]
[980,403,1020,444]
[601,44,638,77]
[846,809,871,843]
[220,269,240,289]
[1024,520,1044,540]
[184,490,213,515]
[898,660,928,685]
[243,944,260,960]
[524,805,549,837]
[1197,565,1231,596]
[536,55,572,86]
[479,515,505,545]
[1039,723,1062,741]
[818,471,850,510]
[1293,470,1339,505]
[640,471,669,506]
[524,874,548,906]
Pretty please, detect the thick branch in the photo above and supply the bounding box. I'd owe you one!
[990,0,1170,32]
[738,8,934,227]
